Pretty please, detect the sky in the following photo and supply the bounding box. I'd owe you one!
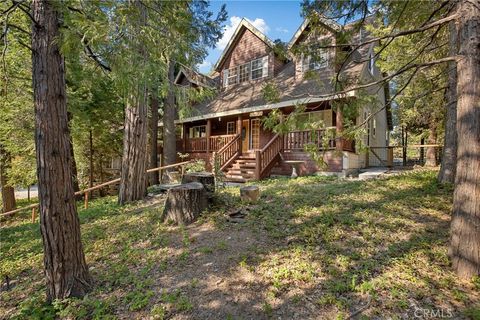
[198,1,305,74]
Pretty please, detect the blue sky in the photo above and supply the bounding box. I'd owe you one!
[198,1,305,74]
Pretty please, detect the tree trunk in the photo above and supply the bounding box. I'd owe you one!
[161,182,207,225]
[149,90,160,185]
[163,60,177,167]
[32,0,91,301]
[67,112,80,194]
[439,21,458,184]
[182,172,215,199]
[118,1,148,205]
[420,137,425,164]
[425,123,438,167]
[0,146,16,213]
[402,127,408,166]
[450,0,480,279]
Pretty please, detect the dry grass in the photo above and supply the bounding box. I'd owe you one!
[1,169,479,319]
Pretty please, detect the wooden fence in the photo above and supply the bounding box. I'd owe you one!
[0,160,192,222]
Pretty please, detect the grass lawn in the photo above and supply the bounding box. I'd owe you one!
[1,169,479,319]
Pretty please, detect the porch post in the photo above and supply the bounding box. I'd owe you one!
[206,119,211,154]
[237,115,243,154]
[182,123,187,153]
[336,105,344,151]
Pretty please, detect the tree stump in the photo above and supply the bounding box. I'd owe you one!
[240,186,260,203]
[161,182,207,225]
[182,172,215,198]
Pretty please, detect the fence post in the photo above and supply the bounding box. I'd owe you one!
[255,150,261,180]
[84,192,89,209]
[387,147,394,168]
[31,207,36,223]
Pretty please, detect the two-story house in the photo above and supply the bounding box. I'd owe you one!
[172,16,392,182]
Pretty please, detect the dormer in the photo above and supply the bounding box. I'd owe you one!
[288,15,340,80]
[213,18,286,88]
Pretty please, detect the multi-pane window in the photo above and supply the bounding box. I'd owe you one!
[223,56,269,87]
[251,119,260,149]
[303,49,329,71]
[227,121,236,135]
[189,125,206,138]
[239,64,250,82]
[251,58,264,80]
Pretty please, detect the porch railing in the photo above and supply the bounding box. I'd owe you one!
[210,134,236,151]
[186,137,207,152]
[213,134,241,171]
[255,134,283,180]
[184,134,236,153]
[283,127,336,151]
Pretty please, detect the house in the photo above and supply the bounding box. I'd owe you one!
[171,16,392,182]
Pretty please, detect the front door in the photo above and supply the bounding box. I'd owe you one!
[241,120,250,152]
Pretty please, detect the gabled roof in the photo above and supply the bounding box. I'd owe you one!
[288,14,341,49]
[213,18,275,72]
[174,67,217,88]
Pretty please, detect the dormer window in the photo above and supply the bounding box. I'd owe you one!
[302,49,329,71]
[223,56,269,87]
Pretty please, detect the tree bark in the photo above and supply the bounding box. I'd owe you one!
[118,1,149,205]
[182,172,215,199]
[0,145,16,213]
[450,0,480,279]
[161,182,207,225]
[163,60,177,167]
[149,91,160,185]
[439,20,458,184]
[425,123,438,167]
[32,0,91,301]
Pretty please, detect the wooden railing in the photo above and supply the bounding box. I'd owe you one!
[0,160,192,221]
[209,134,236,151]
[283,128,336,151]
[186,137,207,152]
[255,134,283,180]
[213,134,241,171]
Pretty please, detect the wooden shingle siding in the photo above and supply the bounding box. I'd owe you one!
[220,29,273,85]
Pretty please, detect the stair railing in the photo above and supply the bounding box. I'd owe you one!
[255,134,283,180]
[212,133,241,171]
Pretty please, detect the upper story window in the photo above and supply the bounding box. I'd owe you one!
[302,49,329,72]
[223,56,269,87]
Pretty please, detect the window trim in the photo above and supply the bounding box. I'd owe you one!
[223,55,269,87]
[368,51,375,74]
[189,125,206,138]
[302,49,329,72]
[226,121,236,135]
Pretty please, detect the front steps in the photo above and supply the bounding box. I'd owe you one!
[224,155,256,182]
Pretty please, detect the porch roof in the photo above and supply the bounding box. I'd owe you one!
[175,61,360,124]
[174,89,355,124]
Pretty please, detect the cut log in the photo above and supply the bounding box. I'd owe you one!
[240,186,260,203]
[161,182,207,225]
[182,172,215,197]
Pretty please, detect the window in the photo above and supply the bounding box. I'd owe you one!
[294,110,333,129]
[223,56,269,87]
[227,122,236,135]
[251,119,260,149]
[239,64,250,82]
[372,118,376,137]
[368,52,375,74]
[226,67,238,86]
[303,49,329,71]
[189,125,206,138]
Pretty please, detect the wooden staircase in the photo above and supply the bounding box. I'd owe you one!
[224,154,257,182]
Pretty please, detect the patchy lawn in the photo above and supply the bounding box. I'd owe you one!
[1,169,479,319]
